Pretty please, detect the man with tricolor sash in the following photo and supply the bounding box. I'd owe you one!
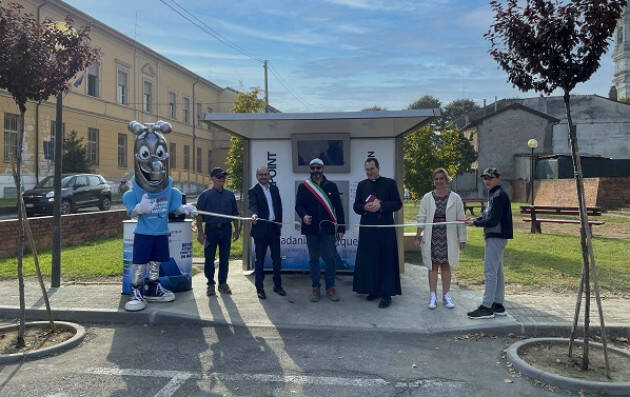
[295,158,346,302]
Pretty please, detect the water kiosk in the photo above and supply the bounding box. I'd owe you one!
[204,110,438,272]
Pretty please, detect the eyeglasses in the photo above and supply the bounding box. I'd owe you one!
[481,176,495,180]
[256,173,269,176]
[310,166,322,170]
[214,175,226,180]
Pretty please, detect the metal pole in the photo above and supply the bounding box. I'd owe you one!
[530,147,535,206]
[264,60,269,113]
[51,92,63,287]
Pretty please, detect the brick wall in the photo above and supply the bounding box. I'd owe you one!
[533,177,630,208]
[0,209,128,258]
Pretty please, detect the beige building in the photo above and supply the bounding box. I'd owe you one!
[0,0,239,198]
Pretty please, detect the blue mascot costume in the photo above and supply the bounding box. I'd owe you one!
[123,120,195,312]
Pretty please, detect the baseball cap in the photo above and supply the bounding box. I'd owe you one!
[211,167,228,178]
[480,167,500,178]
[309,158,324,166]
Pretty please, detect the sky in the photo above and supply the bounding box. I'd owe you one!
[64,0,620,113]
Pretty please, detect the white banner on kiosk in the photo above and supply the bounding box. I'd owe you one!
[249,138,395,272]
[122,219,193,294]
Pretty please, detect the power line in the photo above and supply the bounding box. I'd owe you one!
[158,0,263,64]
[158,0,311,111]
[268,65,311,109]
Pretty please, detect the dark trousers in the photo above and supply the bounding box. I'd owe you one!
[204,223,232,285]
[253,225,282,292]
[306,233,337,290]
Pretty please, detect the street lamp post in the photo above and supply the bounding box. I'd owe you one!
[528,138,539,233]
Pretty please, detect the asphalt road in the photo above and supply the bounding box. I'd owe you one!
[0,323,571,397]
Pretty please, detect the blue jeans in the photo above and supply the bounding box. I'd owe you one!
[306,233,338,290]
[204,223,232,285]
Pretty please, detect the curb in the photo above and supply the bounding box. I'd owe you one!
[0,321,86,364]
[1,306,630,338]
[505,337,630,395]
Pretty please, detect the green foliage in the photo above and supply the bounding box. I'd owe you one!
[440,98,480,129]
[62,130,90,173]
[408,95,441,110]
[361,106,386,111]
[225,87,266,194]
[403,125,476,197]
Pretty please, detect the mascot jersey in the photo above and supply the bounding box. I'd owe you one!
[123,176,182,235]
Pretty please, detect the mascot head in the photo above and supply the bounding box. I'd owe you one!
[128,120,172,193]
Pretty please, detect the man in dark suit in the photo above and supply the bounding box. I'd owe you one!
[248,166,286,299]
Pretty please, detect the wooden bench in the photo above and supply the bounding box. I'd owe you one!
[520,205,602,233]
[523,218,605,234]
[520,205,602,217]
[462,198,486,215]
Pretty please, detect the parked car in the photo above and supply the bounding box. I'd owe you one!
[22,174,112,216]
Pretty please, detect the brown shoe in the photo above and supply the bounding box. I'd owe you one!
[327,287,340,302]
[310,288,321,302]
[207,285,216,296]
[218,283,232,294]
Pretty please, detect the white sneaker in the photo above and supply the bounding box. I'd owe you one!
[428,293,437,309]
[144,282,175,303]
[443,292,455,309]
[125,287,147,312]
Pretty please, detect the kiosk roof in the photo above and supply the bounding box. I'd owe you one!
[202,109,439,139]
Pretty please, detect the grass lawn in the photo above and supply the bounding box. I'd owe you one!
[0,233,243,280]
[405,228,630,294]
[0,198,16,208]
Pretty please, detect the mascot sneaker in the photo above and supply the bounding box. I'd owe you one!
[144,282,175,303]
[125,287,147,312]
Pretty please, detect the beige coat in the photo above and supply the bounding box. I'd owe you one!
[416,191,467,268]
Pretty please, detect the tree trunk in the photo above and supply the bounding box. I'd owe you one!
[16,108,26,348]
[563,91,610,377]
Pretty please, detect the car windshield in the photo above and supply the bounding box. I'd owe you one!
[35,176,74,189]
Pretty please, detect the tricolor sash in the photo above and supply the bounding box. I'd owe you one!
[303,178,337,223]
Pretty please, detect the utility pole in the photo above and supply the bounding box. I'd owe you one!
[264,60,269,113]
[52,92,63,288]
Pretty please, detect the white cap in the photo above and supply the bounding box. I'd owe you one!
[309,158,324,166]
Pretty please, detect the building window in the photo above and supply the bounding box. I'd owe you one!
[183,145,190,170]
[117,68,128,105]
[87,62,100,97]
[168,92,177,120]
[196,102,203,127]
[46,121,65,160]
[118,133,128,168]
[196,147,202,172]
[169,142,176,169]
[88,128,99,166]
[143,81,152,113]
[207,149,213,174]
[3,113,19,162]
[183,97,190,124]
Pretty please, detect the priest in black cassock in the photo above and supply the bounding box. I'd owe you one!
[352,158,402,308]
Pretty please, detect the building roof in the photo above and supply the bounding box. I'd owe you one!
[203,109,440,139]
[460,103,559,130]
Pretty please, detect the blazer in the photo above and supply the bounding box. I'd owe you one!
[248,183,283,238]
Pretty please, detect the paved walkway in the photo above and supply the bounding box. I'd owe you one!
[1,260,628,336]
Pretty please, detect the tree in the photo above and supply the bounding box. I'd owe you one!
[440,99,480,129]
[224,87,266,195]
[62,130,90,173]
[361,106,386,111]
[403,125,476,197]
[0,1,99,347]
[408,95,441,110]
[486,0,626,376]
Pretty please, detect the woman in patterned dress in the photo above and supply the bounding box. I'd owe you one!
[415,168,467,309]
